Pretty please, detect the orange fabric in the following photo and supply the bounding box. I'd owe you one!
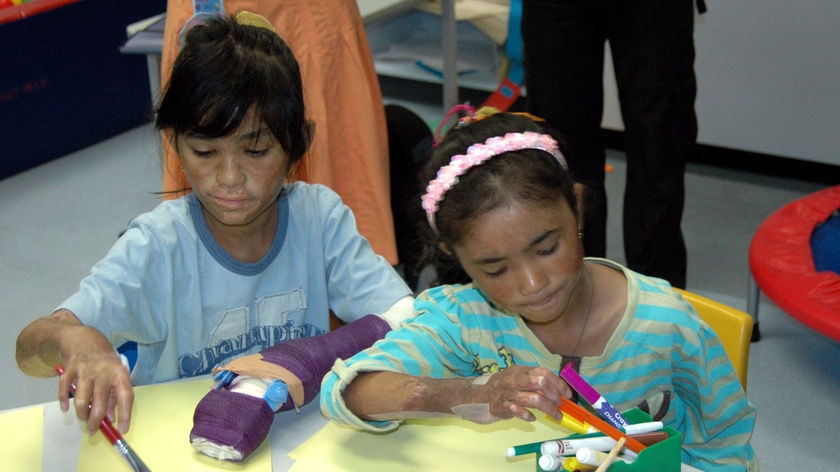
[160,0,398,263]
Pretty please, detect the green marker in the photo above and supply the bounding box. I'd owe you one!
[506,441,543,457]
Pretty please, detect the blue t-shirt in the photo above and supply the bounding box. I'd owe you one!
[61,182,411,385]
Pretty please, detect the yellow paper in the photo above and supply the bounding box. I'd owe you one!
[289,415,572,471]
[0,406,43,470]
[77,378,272,471]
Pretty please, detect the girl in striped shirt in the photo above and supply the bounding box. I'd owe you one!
[321,109,757,471]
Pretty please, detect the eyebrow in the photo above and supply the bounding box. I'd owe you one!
[473,228,557,265]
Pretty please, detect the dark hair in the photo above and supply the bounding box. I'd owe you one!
[155,14,313,165]
[419,112,577,284]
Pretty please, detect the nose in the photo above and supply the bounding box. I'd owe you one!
[517,263,548,296]
[217,155,245,188]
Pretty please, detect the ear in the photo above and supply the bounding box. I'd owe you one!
[438,242,452,255]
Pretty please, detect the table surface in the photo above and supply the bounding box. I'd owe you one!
[0,376,570,471]
[0,376,702,471]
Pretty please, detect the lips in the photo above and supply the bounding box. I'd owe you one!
[526,291,557,309]
[211,194,249,207]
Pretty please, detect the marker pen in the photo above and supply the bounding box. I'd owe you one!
[505,430,668,459]
[622,421,664,435]
[558,397,647,454]
[540,433,639,457]
[541,432,666,460]
[542,436,615,456]
[576,447,635,467]
[558,412,595,434]
[538,454,566,471]
[563,456,597,471]
[505,441,542,457]
[622,431,668,445]
[549,416,664,436]
[560,364,629,428]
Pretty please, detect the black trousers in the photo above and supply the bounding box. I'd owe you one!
[522,0,697,288]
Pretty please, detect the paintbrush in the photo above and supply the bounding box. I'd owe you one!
[55,365,151,472]
[595,436,627,472]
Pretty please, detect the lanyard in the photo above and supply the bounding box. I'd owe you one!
[479,0,523,111]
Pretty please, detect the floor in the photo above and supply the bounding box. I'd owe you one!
[1,87,838,470]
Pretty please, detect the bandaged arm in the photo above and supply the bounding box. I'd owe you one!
[218,296,414,410]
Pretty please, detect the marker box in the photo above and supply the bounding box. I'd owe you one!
[535,408,681,472]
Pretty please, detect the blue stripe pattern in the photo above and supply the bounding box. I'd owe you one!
[321,260,757,470]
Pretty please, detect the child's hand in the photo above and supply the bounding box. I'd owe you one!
[57,325,134,435]
[454,365,571,424]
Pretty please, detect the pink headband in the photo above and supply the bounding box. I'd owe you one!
[421,131,568,231]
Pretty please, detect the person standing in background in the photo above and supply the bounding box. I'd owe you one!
[521,0,703,288]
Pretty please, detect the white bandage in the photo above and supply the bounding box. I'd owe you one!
[450,373,497,424]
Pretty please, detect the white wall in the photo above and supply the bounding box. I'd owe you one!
[602,1,840,166]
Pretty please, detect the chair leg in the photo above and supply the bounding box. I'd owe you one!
[747,275,761,342]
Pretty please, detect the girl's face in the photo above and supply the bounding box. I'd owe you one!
[176,108,291,235]
[450,199,584,325]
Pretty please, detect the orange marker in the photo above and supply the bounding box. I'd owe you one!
[559,397,646,454]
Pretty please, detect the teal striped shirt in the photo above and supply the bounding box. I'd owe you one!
[321,259,757,470]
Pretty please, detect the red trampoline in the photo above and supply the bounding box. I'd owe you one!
[748,185,840,342]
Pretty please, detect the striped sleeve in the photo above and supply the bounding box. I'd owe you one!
[320,284,530,430]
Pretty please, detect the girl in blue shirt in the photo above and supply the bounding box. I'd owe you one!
[16,12,413,463]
